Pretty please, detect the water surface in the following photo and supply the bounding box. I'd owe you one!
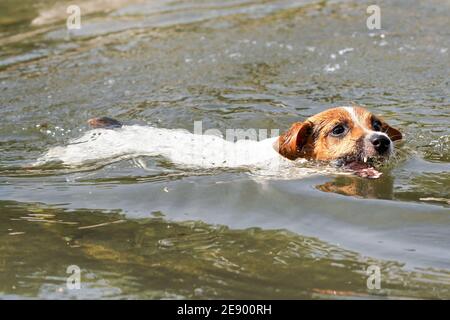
[0,0,449,299]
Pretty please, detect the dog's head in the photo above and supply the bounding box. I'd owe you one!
[276,106,402,169]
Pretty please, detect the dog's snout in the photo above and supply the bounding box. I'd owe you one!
[370,134,391,153]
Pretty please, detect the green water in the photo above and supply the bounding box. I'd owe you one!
[0,0,449,299]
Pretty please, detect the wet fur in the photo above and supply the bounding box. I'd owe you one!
[275,106,402,162]
[88,106,402,167]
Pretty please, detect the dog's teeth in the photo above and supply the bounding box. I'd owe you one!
[363,157,368,163]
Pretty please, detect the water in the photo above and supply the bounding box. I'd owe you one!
[0,0,449,299]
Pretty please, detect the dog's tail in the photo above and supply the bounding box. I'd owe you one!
[87,117,122,129]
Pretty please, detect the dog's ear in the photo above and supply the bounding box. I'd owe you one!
[276,121,314,160]
[381,120,402,141]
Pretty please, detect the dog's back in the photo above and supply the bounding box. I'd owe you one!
[38,125,284,170]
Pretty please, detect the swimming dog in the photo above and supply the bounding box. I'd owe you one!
[87,106,402,178]
[274,106,402,177]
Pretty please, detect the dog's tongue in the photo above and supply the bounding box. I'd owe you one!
[344,161,382,179]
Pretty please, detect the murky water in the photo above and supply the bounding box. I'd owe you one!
[0,0,449,299]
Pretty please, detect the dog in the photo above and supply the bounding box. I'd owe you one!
[86,106,402,178]
[274,106,402,177]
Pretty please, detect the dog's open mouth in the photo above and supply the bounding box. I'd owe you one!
[338,156,384,179]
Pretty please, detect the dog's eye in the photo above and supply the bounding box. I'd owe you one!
[372,119,382,131]
[330,124,347,137]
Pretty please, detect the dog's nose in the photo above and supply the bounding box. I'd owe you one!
[370,135,391,153]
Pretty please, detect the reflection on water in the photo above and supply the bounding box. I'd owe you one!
[0,0,449,299]
[1,201,449,299]
[316,174,396,200]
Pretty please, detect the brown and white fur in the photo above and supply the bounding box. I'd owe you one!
[275,106,402,176]
[40,106,402,178]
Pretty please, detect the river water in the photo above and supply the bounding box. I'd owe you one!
[0,0,449,299]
